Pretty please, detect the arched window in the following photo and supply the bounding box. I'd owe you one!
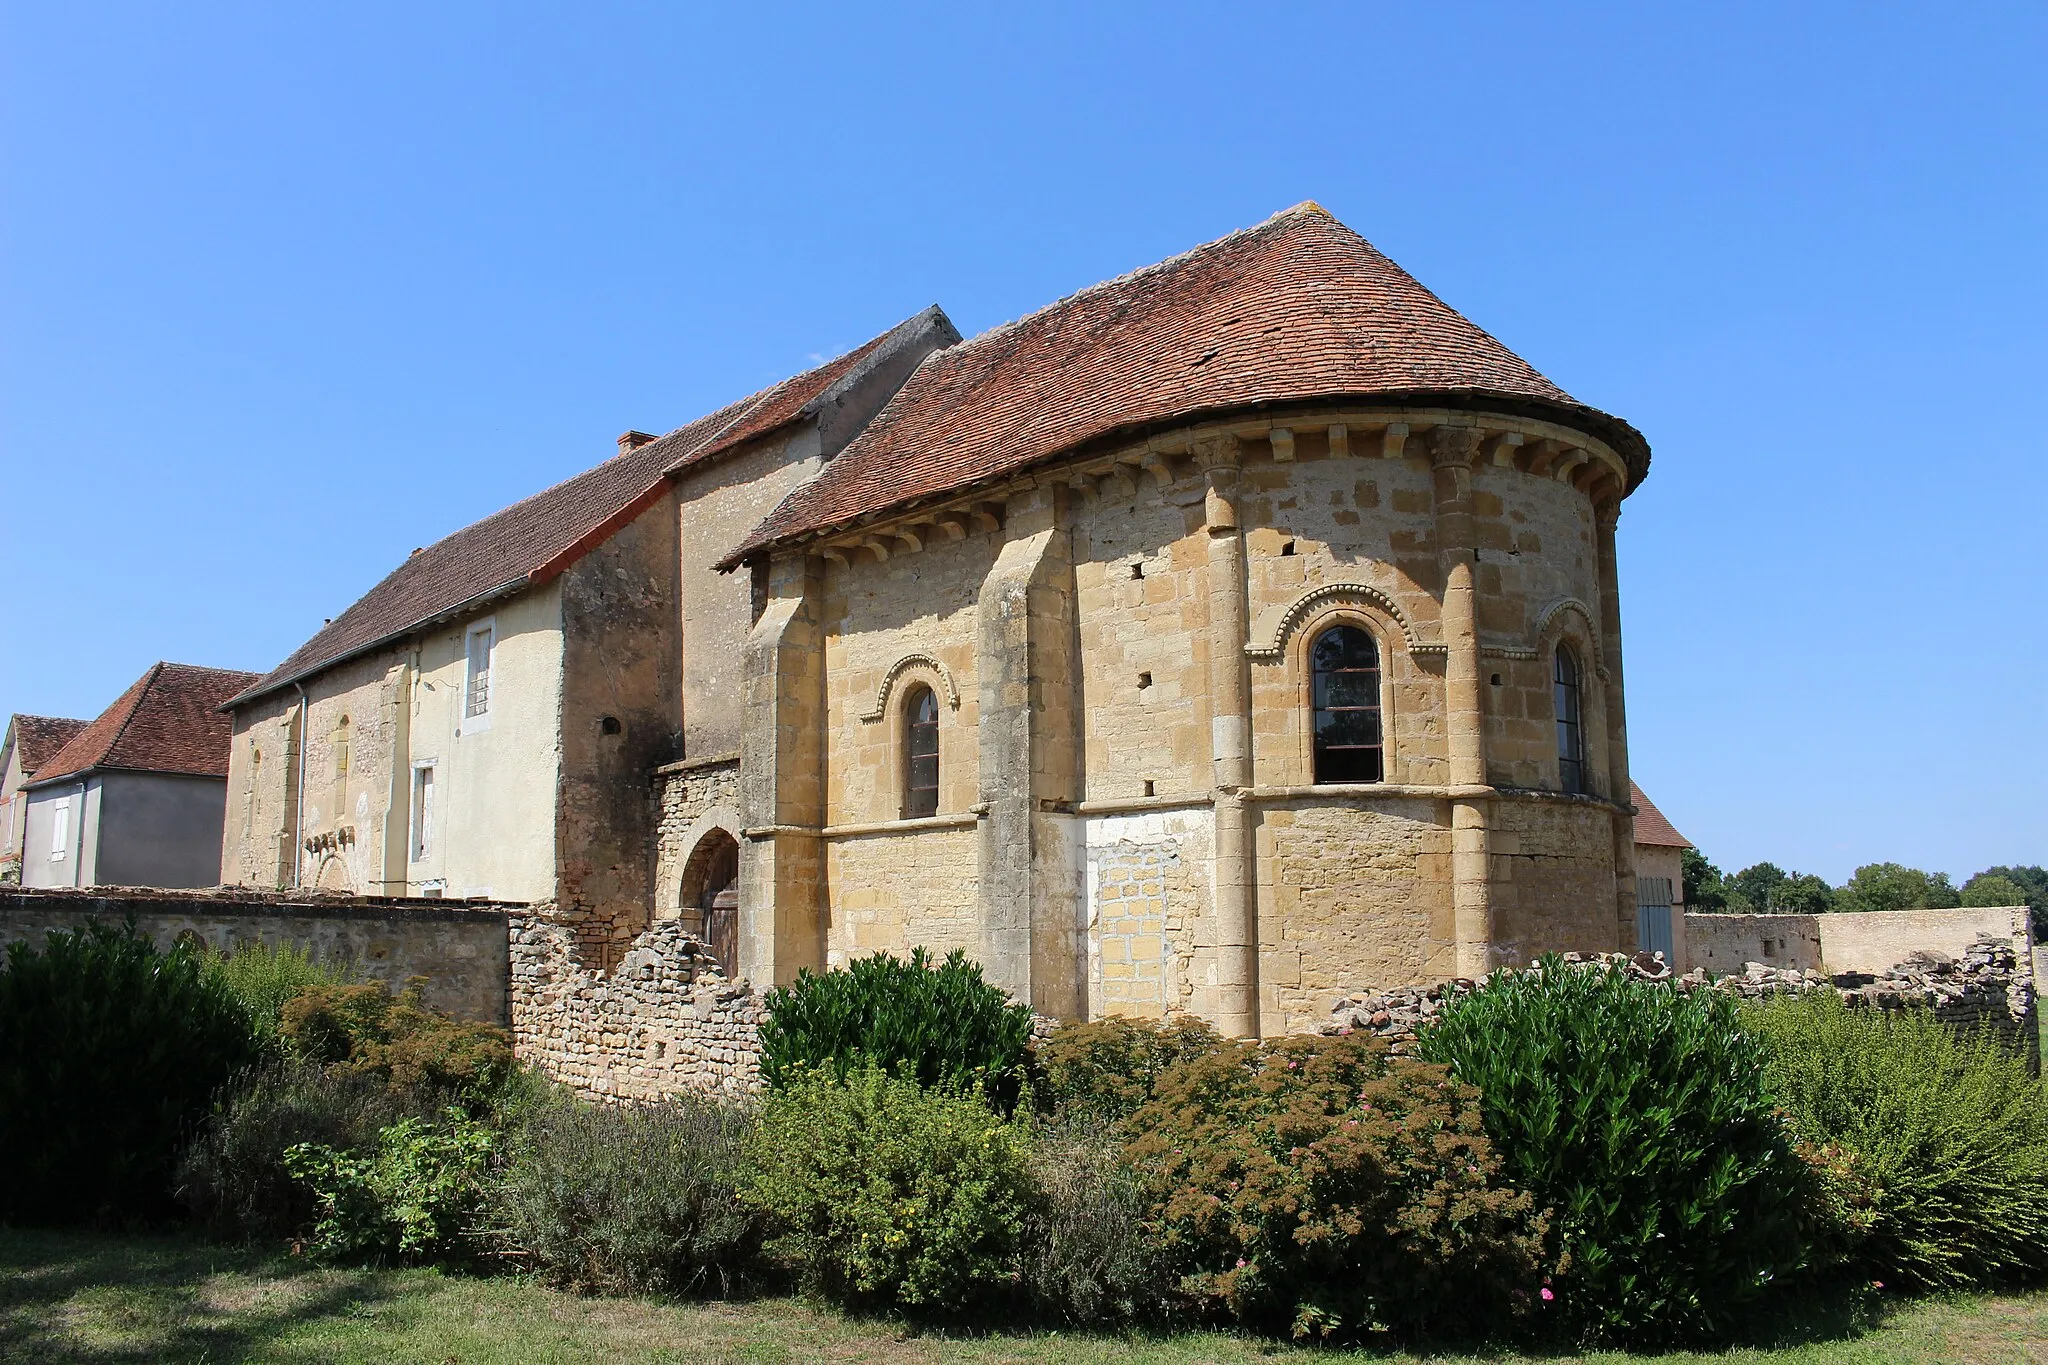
[1554,645,1586,795]
[1311,625,1383,784]
[903,684,939,818]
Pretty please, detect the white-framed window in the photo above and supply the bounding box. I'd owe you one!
[410,764,436,861]
[462,621,495,732]
[49,797,69,861]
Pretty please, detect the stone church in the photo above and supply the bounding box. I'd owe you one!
[223,203,1652,1037]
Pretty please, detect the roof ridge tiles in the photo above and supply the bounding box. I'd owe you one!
[28,662,261,787]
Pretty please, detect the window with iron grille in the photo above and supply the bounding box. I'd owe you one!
[903,684,939,818]
[1555,644,1585,794]
[1311,625,1383,784]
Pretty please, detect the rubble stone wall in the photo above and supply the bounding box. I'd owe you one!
[1325,934,2038,1065]
[0,885,510,1022]
[508,911,762,1101]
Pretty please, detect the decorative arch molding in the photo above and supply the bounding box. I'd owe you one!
[1245,581,1444,662]
[1483,597,1609,680]
[859,652,961,723]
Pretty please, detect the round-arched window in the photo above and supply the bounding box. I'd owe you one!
[1554,645,1586,795]
[1310,625,1383,784]
[903,684,940,818]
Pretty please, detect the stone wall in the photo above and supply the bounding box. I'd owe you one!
[1325,937,2038,1064]
[1684,905,2030,977]
[508,911,762,1101]
[0,885,512,1022]
[653,756,741,927]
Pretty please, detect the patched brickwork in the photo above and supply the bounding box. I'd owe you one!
[509,912,762,1101]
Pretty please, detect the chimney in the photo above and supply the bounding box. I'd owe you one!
[617,430,658,455]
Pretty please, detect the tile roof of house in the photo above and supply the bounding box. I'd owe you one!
[230,311,942,709]
[1630,782,1692,848]
[27,664,260,787]
[724,203,1650,566]
[8,715,89,773]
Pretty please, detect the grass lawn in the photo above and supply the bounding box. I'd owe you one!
[2,1229,2044,1365]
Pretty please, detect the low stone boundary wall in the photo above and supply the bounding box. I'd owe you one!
[1326,934,2038,1065]
[1684,905,2030,978]
[509,913,762,1101]
[0,886,513,1023]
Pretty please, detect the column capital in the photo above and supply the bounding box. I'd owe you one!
[1428,424,1483,469]
[1191,431,1242,472]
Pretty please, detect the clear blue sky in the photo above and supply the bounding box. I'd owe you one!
[3,2,2041,885]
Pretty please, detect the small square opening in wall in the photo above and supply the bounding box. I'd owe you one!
[1129,561,1144,580]
[1137,671,1152,690]
[1491,673,1503,686]
[600,716,622,735]
[1280,540,1296,556]
[1143,780,1156,797]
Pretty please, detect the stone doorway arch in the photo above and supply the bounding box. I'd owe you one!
[679,827,739,978]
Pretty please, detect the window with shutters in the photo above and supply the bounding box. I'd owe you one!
[464,622,495,731]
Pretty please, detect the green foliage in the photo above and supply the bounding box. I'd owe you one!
[1725,862,1838,914]
[204,940,354,1040]
[0,918,261,1225]
[1965,865,2048,935]
[1961,873,2030,909]
[1032,1015,1223,1126]
[760,948,1034,1113]
[1416,956,1815,1346]
[1836,862,1961,914]
[497,1090,764,1297]
[1123,1033,1545,1343]
[177,1059,419,1242]
[740,1065,1034,1313]
[1019,1119,1178,1325]
[284,1109,497,1265]
[1681,847,1727,912]
[280,981,513,1101]
[1749,992,2048,1290]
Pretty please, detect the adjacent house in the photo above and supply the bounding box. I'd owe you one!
[1630,781,1692,961]
[20,663,257,889]
[1,714,88,882]
[218,308,958,961]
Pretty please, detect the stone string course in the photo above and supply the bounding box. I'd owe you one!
[509,911,762,1101]
[1325,933,2037,1062]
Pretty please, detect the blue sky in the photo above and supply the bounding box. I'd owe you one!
[3,2,2041,883]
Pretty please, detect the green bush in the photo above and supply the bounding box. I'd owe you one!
[1033,1015,1222,1126]
[1020,1119,1177,1325]
[205,940,354,1041]
[497,1091,764,1296]
[1417,956,1816,1345]
[0,918,260,1224]
[284,1109,497,1265]
[1124,1032,1544,1342]
[760,948,1034,1113]
[281,981,512,1102]
[1749,992,2048,1290]
[177,1058,421,1242]
[741,1065,1033,1313]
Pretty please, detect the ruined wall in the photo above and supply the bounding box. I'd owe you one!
[0,886,510,1022]
[1686,905,2032,978]
[653,756,741,925]
[509,912,761,1101]
[557,492,682,961]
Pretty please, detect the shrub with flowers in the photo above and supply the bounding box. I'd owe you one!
[1122,1032,1547,1342]
[739,1065,1034,1314]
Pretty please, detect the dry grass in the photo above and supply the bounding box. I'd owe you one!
[2,1227,2044,1364]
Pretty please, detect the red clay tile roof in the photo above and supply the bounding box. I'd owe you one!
[27,664,260,787]
[9,715,88,773]
[1630,782,1692,848]
[725,203,1650,566]
[230,313,941,709]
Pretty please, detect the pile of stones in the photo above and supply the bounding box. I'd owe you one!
[1325,934,2035,1059]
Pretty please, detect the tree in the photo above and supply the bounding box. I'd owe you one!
[1836,863,1961,914]
[1963,866,2047,931]
[1680,847,1727,912]
[1774,873,1838,915]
